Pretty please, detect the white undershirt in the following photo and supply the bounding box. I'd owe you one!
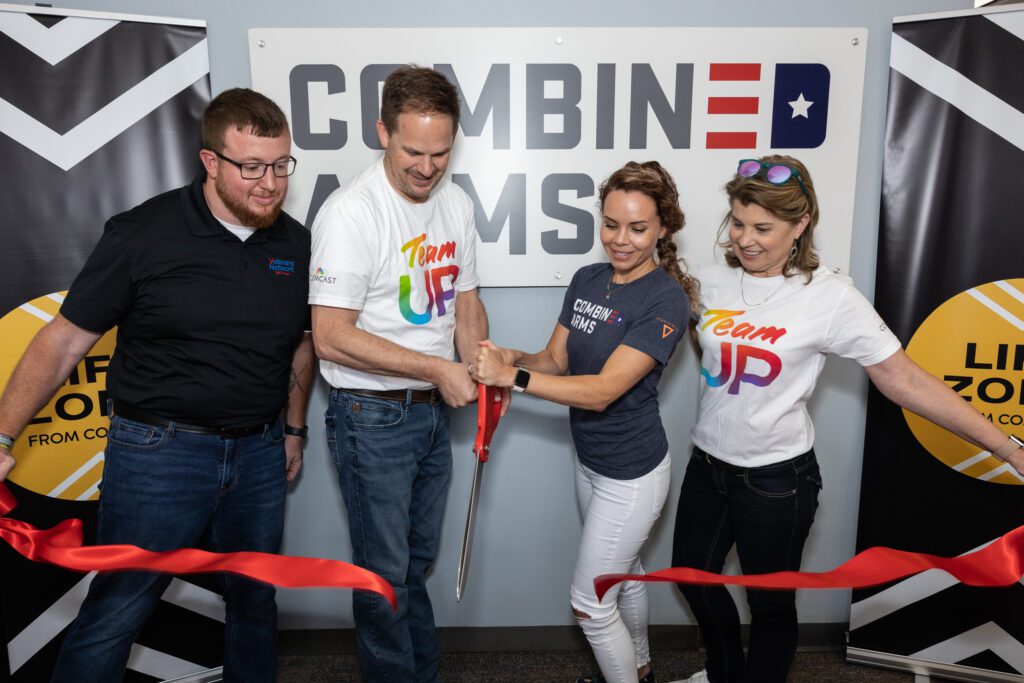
[216,217,256,242]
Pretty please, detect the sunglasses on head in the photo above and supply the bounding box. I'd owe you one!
[736,159,809,199]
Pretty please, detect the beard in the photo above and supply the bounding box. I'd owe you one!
[214,173,285,229]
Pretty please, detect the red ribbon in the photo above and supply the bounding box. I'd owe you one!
[595,525,1024,602]
[0,482,396,608]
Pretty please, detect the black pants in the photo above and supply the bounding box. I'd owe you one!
[671,446,821,683]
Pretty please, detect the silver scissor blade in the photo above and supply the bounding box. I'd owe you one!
[456,454,485,602]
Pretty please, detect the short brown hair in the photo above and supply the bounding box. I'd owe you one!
[380,66,460,136]
[599,161,699,310]
[202,88,289,151]
[719,154,820,280]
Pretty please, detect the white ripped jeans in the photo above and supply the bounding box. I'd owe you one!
[570,452,672,683]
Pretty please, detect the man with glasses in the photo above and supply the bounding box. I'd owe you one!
[0,88,313,682]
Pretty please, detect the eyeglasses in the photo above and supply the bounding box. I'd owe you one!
[736,159,809,199]
[213,150,297,179]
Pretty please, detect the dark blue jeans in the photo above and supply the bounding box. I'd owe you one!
[326,389,452,683]
[51,415,286,683]
[671,447,821,683]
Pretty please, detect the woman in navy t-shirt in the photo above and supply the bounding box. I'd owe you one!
[472,162,697,683]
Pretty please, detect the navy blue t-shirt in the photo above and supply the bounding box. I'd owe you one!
[557,263,689,479]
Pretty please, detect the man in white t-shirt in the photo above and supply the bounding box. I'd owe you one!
[309,66,488,683]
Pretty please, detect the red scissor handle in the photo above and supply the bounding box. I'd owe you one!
[473,384,501,462]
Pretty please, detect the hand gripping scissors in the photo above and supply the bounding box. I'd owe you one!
[456,383,502,602]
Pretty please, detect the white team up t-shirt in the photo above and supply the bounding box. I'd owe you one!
[692,263,902,468]
[309,159,480,390]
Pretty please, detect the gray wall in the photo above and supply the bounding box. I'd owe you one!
[9,0,972,629]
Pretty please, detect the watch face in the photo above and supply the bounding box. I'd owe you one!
[514,367,530,391]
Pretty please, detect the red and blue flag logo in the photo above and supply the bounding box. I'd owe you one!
[705,63,831,149]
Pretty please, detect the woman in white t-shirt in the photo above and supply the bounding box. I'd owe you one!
[670,155,1024,683]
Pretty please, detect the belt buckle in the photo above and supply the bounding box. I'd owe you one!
[219,425,251,439]
[430,389,441,406]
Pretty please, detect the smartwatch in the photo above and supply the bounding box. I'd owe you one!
[511,367,531,393]
[284,424,308,439]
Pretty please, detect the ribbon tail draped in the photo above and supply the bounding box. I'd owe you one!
[595,524,1024,602]
[0,482,396,609]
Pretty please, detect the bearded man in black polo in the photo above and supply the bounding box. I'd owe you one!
[0,88,313,683]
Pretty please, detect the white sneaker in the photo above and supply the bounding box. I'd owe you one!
[667,671,709,683]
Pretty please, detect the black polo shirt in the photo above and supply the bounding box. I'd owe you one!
[61,174,310,426]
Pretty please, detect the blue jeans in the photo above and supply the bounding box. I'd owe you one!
[326,388,452,683]
[671,447,821,683]
[51,415,286,683]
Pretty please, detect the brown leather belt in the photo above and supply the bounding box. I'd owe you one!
[337,387,443,406]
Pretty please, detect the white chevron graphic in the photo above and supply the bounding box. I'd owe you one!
[911,621,1024,672]
[967,286,1024,331]
[850,536,1007,629]
[7,572,94,673]
[996,280,1024,305]
[7,572,224,673]
[0,38,209,171]
[890,33,1024,153]
[954,450,991,471]
[162,579,226,623]
[18,302,53,323]
[0,12,118,65]
[987,9,1024,42]
[126,643,208,680]
[952,450,1024,483]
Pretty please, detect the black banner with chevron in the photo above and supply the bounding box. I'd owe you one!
[0,6,216,682]
[849,7,1024,679]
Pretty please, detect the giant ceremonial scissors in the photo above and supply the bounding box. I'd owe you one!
[456,383,502,602]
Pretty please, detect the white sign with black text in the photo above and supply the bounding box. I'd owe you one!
[250,27,867,287]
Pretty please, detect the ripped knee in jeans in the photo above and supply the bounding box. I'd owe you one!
[572,603,591,620]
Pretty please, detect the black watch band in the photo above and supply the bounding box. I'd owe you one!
[284,424,308,439]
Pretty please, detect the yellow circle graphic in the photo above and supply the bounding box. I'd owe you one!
[0,293,115,500]
[903,278,1024,486]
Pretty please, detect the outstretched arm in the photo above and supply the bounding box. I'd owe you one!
[472,324,656,412]
[0,314,102,481]
[865,349,1024,475]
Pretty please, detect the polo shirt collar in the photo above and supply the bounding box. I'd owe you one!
[184,173,290,242]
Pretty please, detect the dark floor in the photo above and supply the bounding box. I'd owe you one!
[277,650,914,682]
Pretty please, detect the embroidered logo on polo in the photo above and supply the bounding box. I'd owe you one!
[310,266,336,284]
[0,292,114,501]
[570,298,623,334]
[699,308,787,394]
[399,232,460,325]
[267,257,295,276]
[903,279,1024,486]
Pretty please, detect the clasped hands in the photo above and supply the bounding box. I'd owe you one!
[469,340,516,389]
